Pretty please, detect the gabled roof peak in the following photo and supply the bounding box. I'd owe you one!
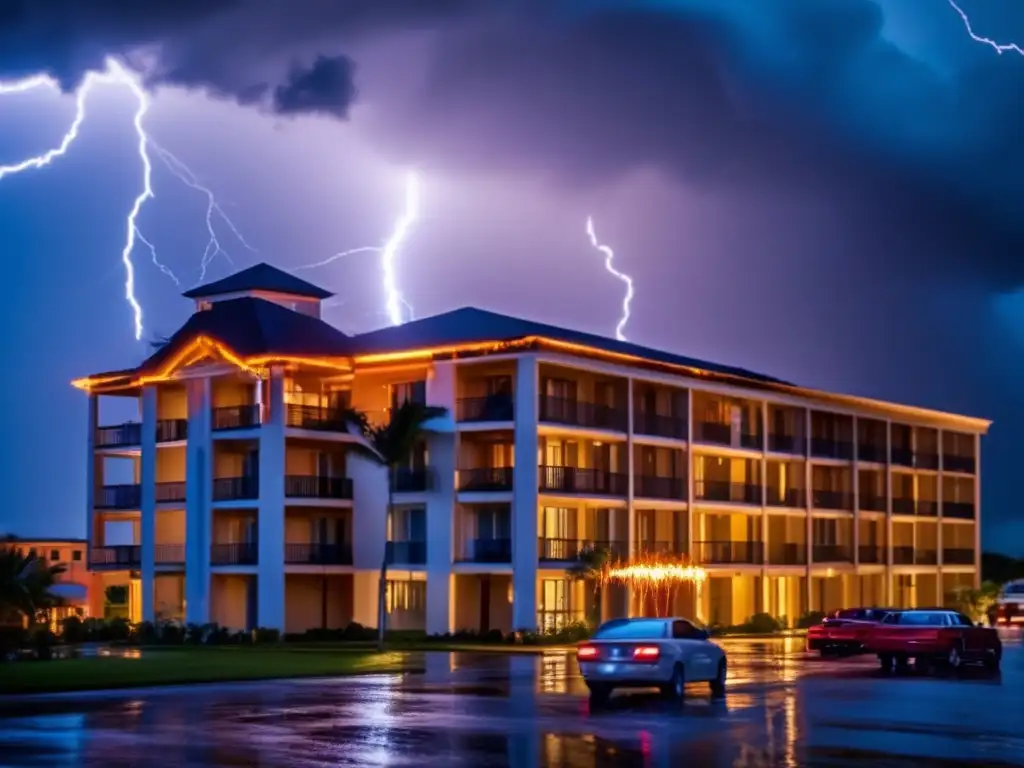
[182,263,333,300]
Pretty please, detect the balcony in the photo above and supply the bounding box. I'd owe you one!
[457,467,513,492]
[285,542,353,565]
[694,481,761,505]
[284,475,353,500]
[893,497,915,515]
[155,481,186,504]
[810,438,854,460]
[634,540,687,558]
[858,545,885,564]
[693,421,761,450]
[916,452,940,470]
[385,540,427,565]
[538,466,628,496]
[943,548,975,565]
[539,395,627,432]
[891,447,914,467]
[634,475,687,500]
[211,542,258,565]
[156,418,188,443]
[812,544,853,563]
[857,443,887,463]
[393,467,432,493]
[694,540,763,565]
[457,538,512,563]
[943,502,975,520]
[212,405,261,431]
[892,546,914,565]
[810,490,852,511]
[456,395,514,423]
[768,434,805,455]
[766,542,807,566]
[858,495,886,513]
[633,412,687,440]
[89,545,140,569]
[96,484,141,510]
[914,548,938,566]
[766,487,805,508]
[943,454,976,474]
[538,538,627,562]
[213,476,259,502]
[286,404,354,432]
[155,544,185,565]
[916,500,938,517]
[96,422,141,449]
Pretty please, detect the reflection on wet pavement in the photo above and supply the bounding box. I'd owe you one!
[0,633,1021,767]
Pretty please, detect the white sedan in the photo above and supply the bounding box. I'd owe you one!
[576,617,727,706]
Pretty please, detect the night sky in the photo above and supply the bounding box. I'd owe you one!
[0,1,1021,555]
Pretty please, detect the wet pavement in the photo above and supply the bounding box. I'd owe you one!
[0,632,1021,767]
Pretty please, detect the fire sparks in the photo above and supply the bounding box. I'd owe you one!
[601,562,707,586]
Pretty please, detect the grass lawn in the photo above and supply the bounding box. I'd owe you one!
[0,647,415,696]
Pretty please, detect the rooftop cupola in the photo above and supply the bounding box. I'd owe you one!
[182,263,332,319]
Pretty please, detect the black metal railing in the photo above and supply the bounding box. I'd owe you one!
[858,494,887,513]
[210,542,258,565]
[892,546,915,565]
[766,543,807,565]
[285,542,353,565]
[456,395,514,422]
[285,404,354,432]
[857,444,887,463]
[633,540,688,558]
[943,548,975,565]
[89,545,141,568]
[537,538,627,562]
[890,447,914,467]
[211,404,261,431]
[915,549,939,566]
[633,412,687,440]
[694,540,763,565]
[457,538,512,563]
[96,484,141,510]
[858,545,885,564]
[693,421,731,446]
[810,438,854,460]
[893,497,915,515]
[212,476,259,501]
[634,475,687,500]
[538,395,627,432]
[538,466,628,496]
[768,434,805,454]
[155,544,185,565]
[766,487,805,507]
[810,490,853,510]
[385,540,427,565]
[916,500,939,517]
[916,452,940,470]
[284,475,353,500]
[943,454,976,474]
[694,481,761,505]
[155,482,186,504]
[156,418,188,443]
[457,467,514,492]
[943,502,975,520]
[95,422,141,448]
[812,544,853,562]
[393,467,432,493]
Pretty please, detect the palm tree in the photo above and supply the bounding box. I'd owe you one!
[0,546,67,626]
[346,399,447,650]
[569,546,612,628]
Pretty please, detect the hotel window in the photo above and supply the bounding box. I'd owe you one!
[388,507,426,542]
[538,579,576,632]
[50,549,60,561]
[386,579,426,613]
[391,380,427,408]
[72,550,82,561]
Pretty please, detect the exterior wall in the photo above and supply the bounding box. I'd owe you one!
[284,574,353,633]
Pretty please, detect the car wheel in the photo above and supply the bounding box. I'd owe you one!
[710,659,727,697]
[983,650,1000,673]
[947,642,963,671]
[588,683,611,708]
[660,664,685,703]
[879,653,894,673]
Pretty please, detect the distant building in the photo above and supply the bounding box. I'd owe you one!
[2,537,98,627]
[74,263,988,633]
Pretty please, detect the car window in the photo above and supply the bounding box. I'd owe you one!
[671,620,705,639]
[953,613,975,626]
[593,620,668,640]
[890,612,950,626]
[1004,583,1024,595]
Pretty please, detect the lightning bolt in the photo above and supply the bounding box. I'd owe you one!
[586,215,634,342]
[947,0,1024,56]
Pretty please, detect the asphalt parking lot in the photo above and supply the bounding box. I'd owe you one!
[0,632,1020,767]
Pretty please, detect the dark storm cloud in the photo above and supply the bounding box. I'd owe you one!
[273,55,357,119]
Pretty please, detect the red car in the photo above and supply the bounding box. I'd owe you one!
[864,609,1002,673]
[806,608,893,656]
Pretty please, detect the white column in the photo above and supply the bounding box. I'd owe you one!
[512,355,539,631]
[258,367,286,631]
[426,431,456,635]
[936,429,944,603]
[85,395,98,561]
[185,377,213,625]
[973,433,981,590]
[625,377,634,555]
[140,386,158,622]
[804,408,813,612]
[884,420,894,606]
[760,401,768,612]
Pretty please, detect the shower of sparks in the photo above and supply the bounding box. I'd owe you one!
[947,0,1024,56]
[601,563,707,587]
[586,215,634,342]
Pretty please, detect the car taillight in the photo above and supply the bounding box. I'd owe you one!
[633,645,660,660]
[577,645,599,660]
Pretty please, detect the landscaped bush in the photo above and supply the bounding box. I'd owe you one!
[252,627,281,644]
[795,611,827,629]
[30,628,58,660]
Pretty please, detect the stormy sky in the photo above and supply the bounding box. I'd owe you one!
[0,0,1021,554]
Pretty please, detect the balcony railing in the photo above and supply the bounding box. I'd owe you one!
[943,501,975,520]
[857,444,887,463]
[393,467,432,493]
[212,404,261,431]
[211,542,258,565]
[768,434,805,455]
[916,452,940,470]
[892,546,914,565]
[96,484,141,510]
[457,467,513,492]
[693,421,761,450]
[694,540,763,565]
[385,540,427,565]
[893,497,915,515]
[286,404,354,432]
[858,494,887,513]
[456,395,514,423]
[766,487,805,508]
[457,537,512,563]
[943,548,975,565]
[285,542,353,565]
[858,545,885,564]
[284,475,353,500]
[810,490,853,510]
[766,543,806,565]
[537,538,627,562]
[89,545,140,568]
[96,422,141,449]
[538,395,628,432]
[812,544,853,563]
[943,454,976,474]
[634,475,686,500]
[156,418,188,443]
[213,476,259,501]
[155,481,186,504]
[633,540,687,558]
[915,548,939,566]
[633,412,687,440]
[890,447,914,467]
[538,466,628,496]
[810,438,854,460]
[916,500,939,517]
[155,544,185,565]
[694,481,761,505]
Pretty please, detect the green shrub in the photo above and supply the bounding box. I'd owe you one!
[796,611,827,629]
[252,627,280,644]
[60,615,86,644]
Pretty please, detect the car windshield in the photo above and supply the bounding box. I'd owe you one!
[1004,583,1024,596]
[884,612,949,625]
[592,620,667,640]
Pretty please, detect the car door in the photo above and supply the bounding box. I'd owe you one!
[672,620,711,680]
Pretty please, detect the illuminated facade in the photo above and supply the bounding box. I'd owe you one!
[76,264,988,634]
[2,538,99,625]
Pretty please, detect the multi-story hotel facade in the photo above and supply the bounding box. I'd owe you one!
[76,264,988,634]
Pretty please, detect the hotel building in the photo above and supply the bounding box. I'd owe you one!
[1,538,98,625]
[76,264,988,634]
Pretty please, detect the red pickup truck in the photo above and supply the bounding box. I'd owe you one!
[806,608,893,656]
[864,609,1002,673]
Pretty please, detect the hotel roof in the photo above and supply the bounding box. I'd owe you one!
[182,263,334,300]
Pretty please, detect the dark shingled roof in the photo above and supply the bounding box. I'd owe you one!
[182,263,334,300]
[348,307,787,385]
[141,297,351,373]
